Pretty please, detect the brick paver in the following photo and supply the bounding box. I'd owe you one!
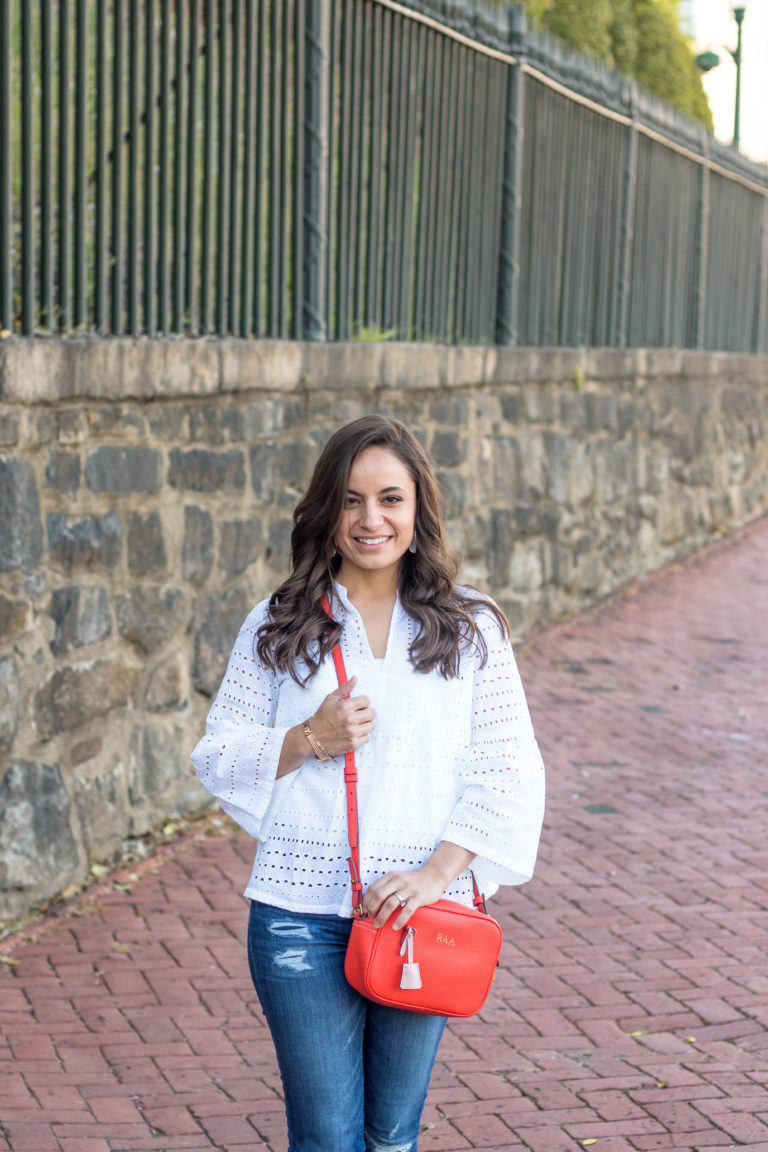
[2,515,768,1152]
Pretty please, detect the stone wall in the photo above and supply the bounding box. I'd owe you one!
[1,339,767,921]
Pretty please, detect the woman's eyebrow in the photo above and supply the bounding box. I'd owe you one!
[346,484,407,496]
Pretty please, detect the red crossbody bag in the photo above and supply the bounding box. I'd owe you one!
[321,596,503,1018]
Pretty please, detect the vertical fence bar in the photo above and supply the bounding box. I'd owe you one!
[240,0,255,336]
[40,0,53,330]
[73,0,87,328]
[614,84,637,347]
[292,1,305,338]
[158,0,170,332]
[253,0,267,335]
[59,0,71,330]
[303,0,329,339]
[127,0,140,334]
[366,3,382,330]
[496,5,525,344]
[144,1,155,335]
[185,0,199,331]
[216,0,230,334]
[172,0,185,331]
[693,131,709,351]
[95,0,107,330]
[281,1,293,335]
[228,0,241,336]
[200,0,215,334]
[755,199,768,353]
[267,0,282,334]
[21,0,34,333]
[0,0,10,332]
[111,0,124,334]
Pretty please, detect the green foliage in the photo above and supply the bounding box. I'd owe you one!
[543,0,613,61]
[523,0,713,129]
[631,0,714,128]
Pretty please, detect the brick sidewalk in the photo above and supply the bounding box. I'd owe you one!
[2,517,768,1152]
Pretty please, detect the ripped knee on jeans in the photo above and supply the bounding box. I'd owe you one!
[365,1135,416,1152]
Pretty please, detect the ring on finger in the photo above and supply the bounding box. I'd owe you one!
[394,892,407,908]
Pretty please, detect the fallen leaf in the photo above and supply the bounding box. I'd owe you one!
[582,1141,598,1147]
[112,942,132,955]
[90,863,109,878]
[684,1036,697,1044]
[0,955,19,967]
[630,1030,645,1037]
[112,882,132,892]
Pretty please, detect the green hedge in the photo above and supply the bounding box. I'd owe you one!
[526,0,713,129]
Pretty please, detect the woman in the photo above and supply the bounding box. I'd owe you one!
[192,415,545,1152]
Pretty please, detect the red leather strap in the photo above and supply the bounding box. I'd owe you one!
[321,595,363,915]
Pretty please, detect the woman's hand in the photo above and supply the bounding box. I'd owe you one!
[310,676,376,757]
[362,842,477,930]
[277,676,375,778]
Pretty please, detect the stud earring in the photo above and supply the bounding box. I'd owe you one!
[408,533,417,554]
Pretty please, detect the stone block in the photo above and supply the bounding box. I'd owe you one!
[488,507,513,589]
[182,506,214,584]
[49,585,112,654]
[220,338,303,394]
[436,469,466,520]
[250,442,277,502]
[0,760,80,894]
[429,397,471,425]
[47,511,123,570]
[45,450,81,495]
[267,518,293,573]
[127,511,167,574]
[129,725,189,807]
[147,404,186,439]
[0,410,20,445]
[493,436,522,499]
[219,518,263,579]
[189,402,245,443]
[0,455,44,573]
[0,655,20,751]
[193,588,251,696]
[86,404,145,436]
[34,658,137,741]
[115,587,185,653]
[431,430,462,468]
[277,440,310,488]
[168,447,246,492]
[85,445,163,494]
[545,432,572,503]
[73,765,126,861]
[244,396,305,436]
[0,592,29,638]
[143,653,188,712]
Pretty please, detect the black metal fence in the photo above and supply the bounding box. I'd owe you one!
[2,0,767,350]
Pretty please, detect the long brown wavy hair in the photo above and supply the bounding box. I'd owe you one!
[256,415,509,683]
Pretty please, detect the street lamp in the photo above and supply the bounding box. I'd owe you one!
[731,6,745,149]
[694,6,746,150]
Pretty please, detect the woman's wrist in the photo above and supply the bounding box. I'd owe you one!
[302,716,332,761]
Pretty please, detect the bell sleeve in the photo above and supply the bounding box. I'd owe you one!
[442,610,545,890]
[190,602,289,838]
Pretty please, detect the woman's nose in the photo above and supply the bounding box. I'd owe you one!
[359,500,383,527]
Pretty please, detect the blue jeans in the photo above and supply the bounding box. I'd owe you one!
[247,900,447,1152]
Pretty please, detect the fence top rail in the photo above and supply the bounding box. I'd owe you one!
[376,0,768,196]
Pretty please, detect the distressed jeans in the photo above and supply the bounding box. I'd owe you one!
[247,900,447,1152]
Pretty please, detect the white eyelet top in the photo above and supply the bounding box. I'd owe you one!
[191,583,545,916]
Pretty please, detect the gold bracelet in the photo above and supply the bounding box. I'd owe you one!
[303,718,332,761]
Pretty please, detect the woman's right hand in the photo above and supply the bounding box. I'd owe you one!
[309,676,376,756]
